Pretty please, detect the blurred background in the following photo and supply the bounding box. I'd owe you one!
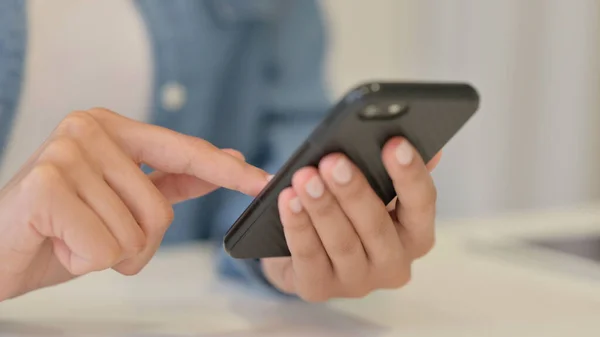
[322,0,600,220]
[5,0,599,221]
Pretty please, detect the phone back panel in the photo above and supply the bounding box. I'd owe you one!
[224,82,479,259]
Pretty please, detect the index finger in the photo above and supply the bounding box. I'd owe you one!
[88,109,270,196]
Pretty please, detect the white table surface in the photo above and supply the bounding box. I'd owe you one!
[2,203,600,336]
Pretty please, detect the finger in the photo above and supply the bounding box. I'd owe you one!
[291,168,369,289]
[59,118,173,275]
[39,138,146,260]
[318,154,404,267]
[148,172,219,204]
[221,148,246,161]
[261,257,295,295]
[426,151,442,172]
[53,111,242,275]
[148,148,247,204]
[86,109,270,196]
[382,138,437,259]
[103,146,171,275]
[277,187,333,302]
[23,165,121,275]
[67,165,145,260]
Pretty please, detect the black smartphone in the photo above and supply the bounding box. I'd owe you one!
[224,82,480,259]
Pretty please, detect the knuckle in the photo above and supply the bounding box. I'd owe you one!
[96,245,122,268]
[117,268,141,276]
[87,107,113,114]
[339,274,372,298]
[180,136,212,173]
[330,237,361,258]
[345,285,372,299]
[293,242,323,261]
[119,267,143,276]
[147,201,175,232]
[68,264,90,276]
[298,289,330,303]
[223,148,245,161]
[284,217,312,234]
[363,217,391,242]
[39,137,83,167]
[23,163,64,194]
[114,261,145,276]
[158,203,175,227]
[19,165,65,232]
[373,251,402,272]
[72,245,121,275]
[87,107,118,121]
[382,265,412,289]
[187,134,212,151]
[415,232,436,259]
[124,232,146,257]
[398,225,436,260]
[57,111,103,139]
[135,195,174,235]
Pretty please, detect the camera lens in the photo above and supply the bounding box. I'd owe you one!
[363,105,379,117]
[388,104,404,115]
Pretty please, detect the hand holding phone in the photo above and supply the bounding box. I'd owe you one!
[225,82,479,259]
[261,137,443,301]
[224,82,479,301]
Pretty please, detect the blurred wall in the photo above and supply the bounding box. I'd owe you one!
[321,0,600,219]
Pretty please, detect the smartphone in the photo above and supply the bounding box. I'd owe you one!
[224,82,480,259]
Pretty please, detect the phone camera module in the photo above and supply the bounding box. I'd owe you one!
[359,102,408,120]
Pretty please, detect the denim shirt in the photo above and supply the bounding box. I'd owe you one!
[0,0,329,294]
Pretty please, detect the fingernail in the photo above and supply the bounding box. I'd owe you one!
[395,141,414,166]
[267,174,274,182]
[289,197,303,213]
[332,157,352,185]
[305,175,325,199]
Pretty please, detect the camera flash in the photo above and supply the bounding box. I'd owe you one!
[388,104,403,114]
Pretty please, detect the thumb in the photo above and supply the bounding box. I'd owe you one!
[149,149,266,204]
[426,151,442,172]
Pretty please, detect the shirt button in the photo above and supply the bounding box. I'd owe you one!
[160,82,187,112]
